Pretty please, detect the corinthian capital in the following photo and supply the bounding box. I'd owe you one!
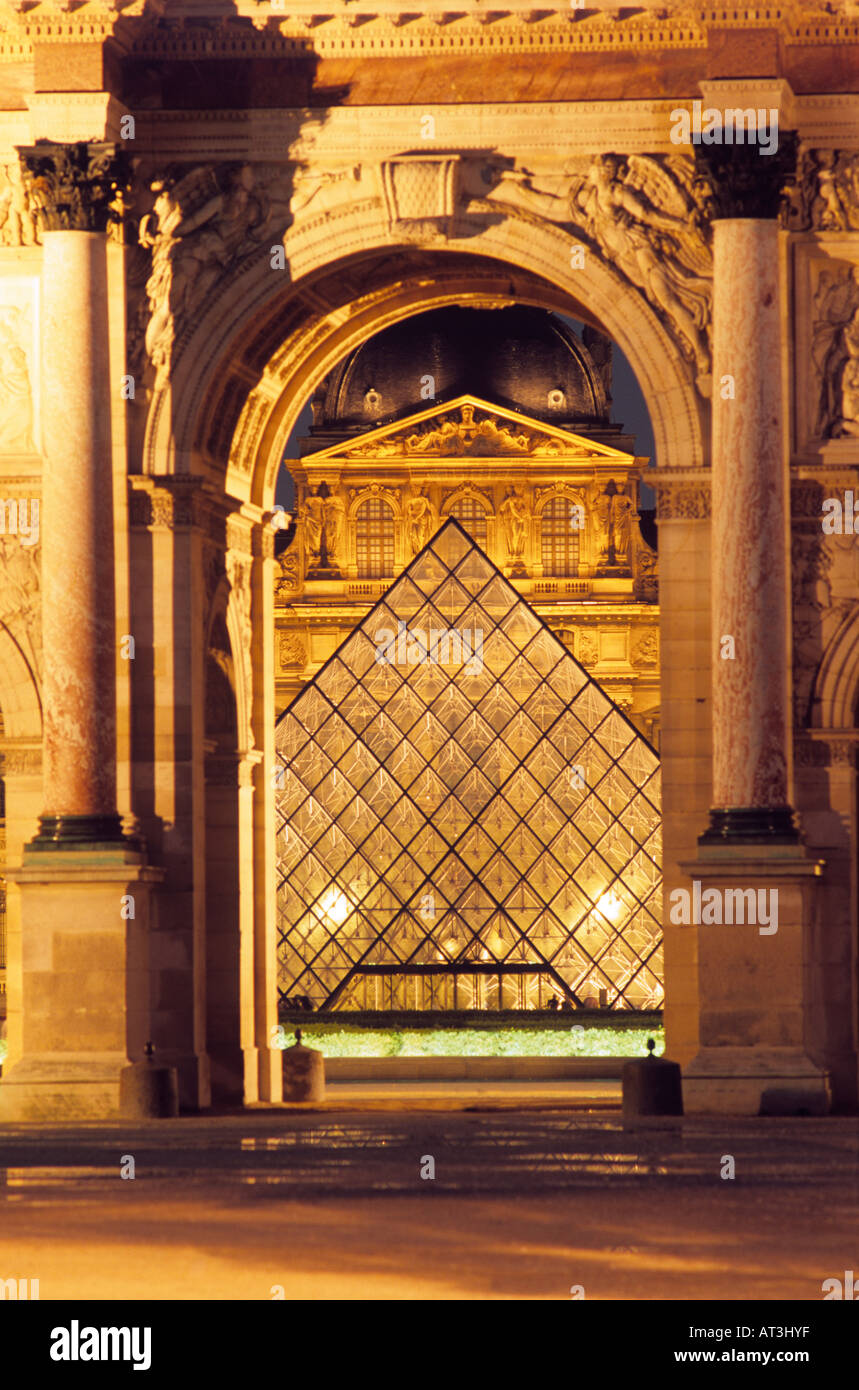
[693,134,799,221]
[15,141,130,234]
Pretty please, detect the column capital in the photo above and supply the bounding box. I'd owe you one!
[693,133,799,221]
[16,140,130,234]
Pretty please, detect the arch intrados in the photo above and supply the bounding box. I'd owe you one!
[161,240,704,508]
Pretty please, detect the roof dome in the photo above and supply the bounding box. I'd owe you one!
[310,306,611,436]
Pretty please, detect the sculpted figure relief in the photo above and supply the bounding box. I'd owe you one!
[571,155,712,376]
[812,265,859,438]
[138,163,270,371]
[0,307,36,453]
[473,154,712,379]
[0,163,38,246]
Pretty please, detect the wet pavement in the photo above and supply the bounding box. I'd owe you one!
[0,1111,857,1299]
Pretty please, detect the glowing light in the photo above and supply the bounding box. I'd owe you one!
[597,890,624,924]
[317,888,351,927]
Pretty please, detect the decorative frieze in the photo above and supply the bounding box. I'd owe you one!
[654,483,711,520]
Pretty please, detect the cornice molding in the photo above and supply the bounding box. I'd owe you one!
[3,3,859,62]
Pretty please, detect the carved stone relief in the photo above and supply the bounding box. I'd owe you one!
[0,534,41,685]
[811,262,859,439]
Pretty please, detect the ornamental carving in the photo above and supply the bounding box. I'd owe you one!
[276,547,302,599]
[693,137,799,223]
[0,534,41,684]
[799,150,859,232]
[474,153,713,381]
[17,142,129,235]
[577,632,599,665]
[655,484,711,520]
[136,162,285,374]
[633,630,659,666]
[350,403,567,458]
[279,633,307,668]
[128,480,203,529]
[2,746,42,774]
[0,162,39,246]
[811,262,859,439]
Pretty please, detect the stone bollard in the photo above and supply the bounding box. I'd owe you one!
[622,1037,683,1128]
[282,1028,325,1103]
[119,1041,180,1119]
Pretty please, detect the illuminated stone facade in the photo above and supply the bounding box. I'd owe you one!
[0,2,856,1116]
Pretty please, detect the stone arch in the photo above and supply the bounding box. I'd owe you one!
[144,211,705,1102]
[144,212,705,508]
[346,484,403,522]
[440,484,494,517]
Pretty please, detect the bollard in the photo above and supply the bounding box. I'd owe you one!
[622,1037,683,1127]
[119,1041,180,1119]
[282,1027,325,1103]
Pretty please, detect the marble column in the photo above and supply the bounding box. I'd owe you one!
[20,142,128,846]
[695,139,800,844]
[0,144,163,1121]
[680,138,829,1115]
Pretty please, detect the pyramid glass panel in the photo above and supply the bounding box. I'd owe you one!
[275,519,663,1011]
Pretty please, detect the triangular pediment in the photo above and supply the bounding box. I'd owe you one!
[275,518,663,1015]
[302,395,634,462]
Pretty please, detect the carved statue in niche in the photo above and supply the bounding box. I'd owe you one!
[323,492,346,566]
[594,483,634,568]
[138,163,269,371]
[299,489,324,565]
[405,486,434,555]
[0,307,35,453]
[570,154,712,376]
[812,264,859,437]
[499,485,530,567]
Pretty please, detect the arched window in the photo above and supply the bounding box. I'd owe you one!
[541,496,580,578]
[355,497,395,578]
[447,495,488,547]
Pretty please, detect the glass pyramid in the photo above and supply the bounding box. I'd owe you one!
[275,518,662,1013]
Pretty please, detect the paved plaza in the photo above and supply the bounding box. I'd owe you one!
[1,1109,856,1301]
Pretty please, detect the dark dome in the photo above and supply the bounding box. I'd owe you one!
[311,307,610,435]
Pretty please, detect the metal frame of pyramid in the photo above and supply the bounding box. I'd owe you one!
[275,518,663,1014]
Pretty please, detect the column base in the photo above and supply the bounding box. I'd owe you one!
[699,805,801,845]
[683,1047,830,1116]
[27,813,129,850]
[0,1052,127,1121]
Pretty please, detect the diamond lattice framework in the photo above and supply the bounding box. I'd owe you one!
[275,518,663,1012]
